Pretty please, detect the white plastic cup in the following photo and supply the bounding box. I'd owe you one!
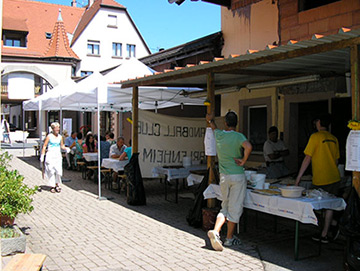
[264,183,270,189]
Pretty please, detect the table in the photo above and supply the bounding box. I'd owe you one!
[83,152,98,162]
[101,158,128,172]
[203,184,346,260]
[152,164,207,203]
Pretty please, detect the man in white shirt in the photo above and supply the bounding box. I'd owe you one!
[263,126,289,179]
[109,137,127,188]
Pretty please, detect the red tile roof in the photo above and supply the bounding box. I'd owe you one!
[2,0,84,58]
[44,10,79,60]
[71,0,126,46]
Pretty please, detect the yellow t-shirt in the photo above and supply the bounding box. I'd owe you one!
[304,131,340,186]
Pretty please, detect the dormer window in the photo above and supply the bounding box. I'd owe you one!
[108,15,117,28]
[3,30,27,48]
[45,32,52,39]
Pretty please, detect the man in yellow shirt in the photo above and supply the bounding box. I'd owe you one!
[295,114,341,243]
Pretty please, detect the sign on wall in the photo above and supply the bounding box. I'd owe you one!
[138,110,206,178]
[63,118,72,134]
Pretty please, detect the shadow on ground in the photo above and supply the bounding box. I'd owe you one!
[18,155,345,271]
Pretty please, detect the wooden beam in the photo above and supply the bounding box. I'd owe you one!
[350,45,360,197]
[121,36,360,88]
[207,72,216,209]
[132,86,139,154]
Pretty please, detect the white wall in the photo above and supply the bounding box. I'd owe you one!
[71,7,150,75]
[3,62,73,89]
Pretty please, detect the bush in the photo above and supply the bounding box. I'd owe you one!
[0,152,37,219]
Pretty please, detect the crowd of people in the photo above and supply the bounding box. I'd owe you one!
[41,124,131,193]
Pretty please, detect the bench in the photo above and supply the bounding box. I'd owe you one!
[33,146,40,157]
[4,254,46,271]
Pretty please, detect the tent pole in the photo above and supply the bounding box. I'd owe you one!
[350,45,360,197]
[132,86,139,154]
[206,72,216,209]
[22,106,25,157]
[39,100,43,167]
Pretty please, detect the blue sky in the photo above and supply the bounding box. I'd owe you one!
[36,0,221,53]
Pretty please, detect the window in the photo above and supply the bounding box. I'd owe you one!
[108,15,117,27]
[45,32,52,39]
[112,42,122,57]
[298,0,340,12]
[3,30,27,48]
[81,71,93,77]
[87,40,100,55]
[126,44,136,58]
[248,105,267,152]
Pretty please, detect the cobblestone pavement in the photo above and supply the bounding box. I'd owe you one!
[2,150,264,271]
[2,149,345,271]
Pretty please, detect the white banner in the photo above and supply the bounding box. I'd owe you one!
[138,110,207,178]
[63,118,72,134]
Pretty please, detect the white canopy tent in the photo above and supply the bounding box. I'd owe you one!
[22,58,205,200]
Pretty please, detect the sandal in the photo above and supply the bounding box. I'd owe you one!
[50,187,56,193]
[55,186,61,193]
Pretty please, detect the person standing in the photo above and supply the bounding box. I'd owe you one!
[206,111,252,251]
[295,114,341,243]
[263,126,289,179]
[40,122,69,193]
[2,119,11,144]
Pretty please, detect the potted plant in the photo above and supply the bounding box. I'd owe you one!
[0,152,37,226]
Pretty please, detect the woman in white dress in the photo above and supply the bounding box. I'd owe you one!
[40,122,69,193]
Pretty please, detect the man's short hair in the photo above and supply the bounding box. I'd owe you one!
[117,136,125,142]
[268,126,278,134]
[314,113,332,129]
[109,132,115,139]
[71,131,77,136]
[225,111,238,127]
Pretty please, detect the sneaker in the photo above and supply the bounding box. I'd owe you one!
[312,234,329,244]
[207,230,223,251]
[330,224,340,241]
[224,236,242,247]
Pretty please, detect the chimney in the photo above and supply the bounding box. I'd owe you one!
[71,0,77,7]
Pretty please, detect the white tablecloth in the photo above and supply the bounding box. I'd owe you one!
[152,165,207,182]
[203,184,346,225]
[83,153,98,162]
[101,158,128,172]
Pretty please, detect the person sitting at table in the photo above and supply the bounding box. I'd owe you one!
[263,126,289,179]
[105,131,116,145]
[119,140,132,161]
[65,131,77,170]
[99,135,110,163]
[83,134,97,153]
[73,132,84,168]
[109,137,127,188]
[109,137,126,158]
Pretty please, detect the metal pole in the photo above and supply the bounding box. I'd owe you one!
[22,106,25,157]
[39,100,43,166]
[97,88,106,200]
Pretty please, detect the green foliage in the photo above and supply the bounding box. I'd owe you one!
[1,226,20,238]
[0,151,38,219]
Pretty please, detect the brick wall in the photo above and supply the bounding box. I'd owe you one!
[279,0,360,44]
